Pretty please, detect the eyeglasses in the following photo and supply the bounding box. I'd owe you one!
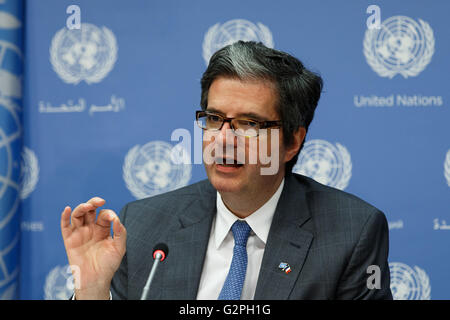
[196,110,282,137]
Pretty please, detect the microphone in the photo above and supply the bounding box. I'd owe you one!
[140,243,169,300]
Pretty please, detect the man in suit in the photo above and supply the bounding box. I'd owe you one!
[61,41,392,300]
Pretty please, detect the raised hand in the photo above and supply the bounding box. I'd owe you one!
[60,197,127,299]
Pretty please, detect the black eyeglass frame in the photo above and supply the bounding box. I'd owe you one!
[195,110,282,136]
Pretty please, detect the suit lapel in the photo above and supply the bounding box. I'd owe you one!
[160,181,216,299]
[254,174,314,300]
[154,175,313,300]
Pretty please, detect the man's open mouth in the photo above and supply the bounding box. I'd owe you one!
[215,158,244,167]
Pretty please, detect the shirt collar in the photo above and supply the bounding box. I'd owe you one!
[214,178,285,249]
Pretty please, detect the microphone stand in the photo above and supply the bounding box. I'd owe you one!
[140,251,163,300]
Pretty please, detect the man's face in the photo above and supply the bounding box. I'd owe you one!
[202,77,298,196]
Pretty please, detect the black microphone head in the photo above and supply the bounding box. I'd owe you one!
[153,243,169,261]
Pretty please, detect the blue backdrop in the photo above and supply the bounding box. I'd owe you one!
[0,0,448,299]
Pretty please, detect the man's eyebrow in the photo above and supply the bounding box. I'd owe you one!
[206,107,270,121]
[204,107,224,115]
[239,112,270,121]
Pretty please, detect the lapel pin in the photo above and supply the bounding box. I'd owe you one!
[278,262,292,274]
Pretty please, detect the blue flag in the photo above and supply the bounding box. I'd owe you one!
[0,0,24,300]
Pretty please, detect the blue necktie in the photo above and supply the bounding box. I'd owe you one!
[218,220,251,300]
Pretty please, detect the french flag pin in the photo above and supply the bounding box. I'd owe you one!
[278,262,292,274]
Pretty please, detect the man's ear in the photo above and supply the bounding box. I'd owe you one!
[284,127,306,163]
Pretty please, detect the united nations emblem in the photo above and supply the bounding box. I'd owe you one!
[389,262,431,300]
[363,16,434,78]
[123,141,192,199]
[50,23,118,84]
[202,19,274,65]
[292,139,352,190]
[44,265,75,300]
[444,149,450,187]
[19,146,39,200]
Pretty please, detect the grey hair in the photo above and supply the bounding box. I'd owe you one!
[226,42,272,80]
[200,41,323,174]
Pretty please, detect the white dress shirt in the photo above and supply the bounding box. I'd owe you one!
[196,179,285,300]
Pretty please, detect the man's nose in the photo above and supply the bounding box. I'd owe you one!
[217,121,236,147]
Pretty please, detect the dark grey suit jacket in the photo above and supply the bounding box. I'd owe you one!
[111,173,392,300]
